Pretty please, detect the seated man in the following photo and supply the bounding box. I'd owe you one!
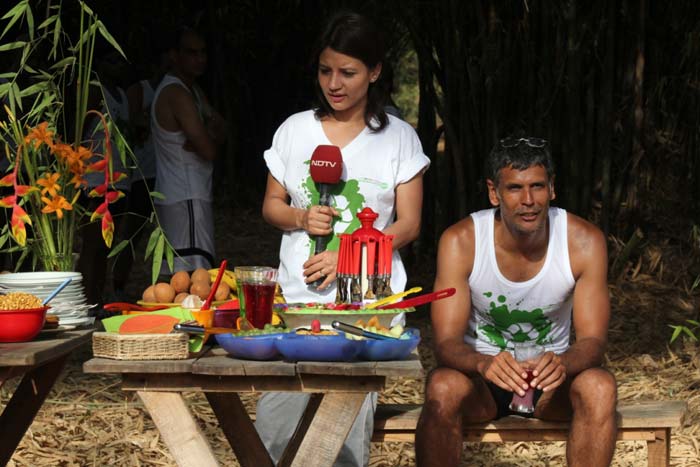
[415,137,617,467]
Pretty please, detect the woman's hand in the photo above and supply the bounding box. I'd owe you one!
[303,250,338,290]
[300,205,339,236]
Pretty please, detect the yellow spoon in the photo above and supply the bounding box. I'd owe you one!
[365,286,422,309]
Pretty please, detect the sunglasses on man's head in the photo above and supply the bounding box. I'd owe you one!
[499,137,548,148]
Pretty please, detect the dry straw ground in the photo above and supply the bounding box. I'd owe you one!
[2,205,699,466]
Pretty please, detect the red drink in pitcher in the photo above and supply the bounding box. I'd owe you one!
[509,369,536,413]
[242,282,276,329]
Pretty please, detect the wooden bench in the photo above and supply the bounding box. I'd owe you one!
[372,400,687,467]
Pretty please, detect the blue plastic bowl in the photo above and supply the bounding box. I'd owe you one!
[360,328,421,361]
[215,333,283,360]
[275,332,363,362]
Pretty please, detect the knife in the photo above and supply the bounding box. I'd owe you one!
[376,288,456,310]
[173,323,239,335]
[331,320,397,340]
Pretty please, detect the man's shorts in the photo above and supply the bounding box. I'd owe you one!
[156,199,215,273]
[486,382,544,419]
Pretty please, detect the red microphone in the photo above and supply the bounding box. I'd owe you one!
[309,144,343,259]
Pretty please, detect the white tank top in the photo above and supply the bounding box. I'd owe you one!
[465,207,575,355]
[151,74,213,205]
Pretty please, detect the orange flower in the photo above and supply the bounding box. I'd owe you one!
[37,172,61,197]
[24,122,55,150]
[69,173,86,189]
[76,145,92,161]
[41,195,73,219]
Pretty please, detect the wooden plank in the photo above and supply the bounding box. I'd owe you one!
[618,401,687,428]
[297,360,378,376]
[0,355,68,465]
[300,374,386,393]
[205,392,273,467]
[138,391,219,467]
[373,428,657,443]
[192,348,295,376]
[646,428,670,467]
[373,401,687,432]
[0,330,92,366]
[122,373,304,392]
[278,394,323,467]
[289,392,366,467]
[373,355,425,378]
[83,356,196,374]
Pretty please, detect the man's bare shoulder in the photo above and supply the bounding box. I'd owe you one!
[566,212,607,275]
[158,82,194,105]
[441,216,475,247]
[438,216,476,267]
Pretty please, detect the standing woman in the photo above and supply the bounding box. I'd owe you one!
[258,11,430,466]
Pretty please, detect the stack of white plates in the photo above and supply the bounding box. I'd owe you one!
[0,271,95,327]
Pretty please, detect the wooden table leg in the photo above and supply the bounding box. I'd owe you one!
[282,392,367,467]
[0,355,68,466]
[646,428,671,467]
[279,393,323,466]
[138,391,219,467]
[205,392,274,467]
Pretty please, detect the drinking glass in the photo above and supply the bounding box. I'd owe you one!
[509,342,545,414]
[234,266,278,329]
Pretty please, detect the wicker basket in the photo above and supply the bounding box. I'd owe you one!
[92,332,189,360]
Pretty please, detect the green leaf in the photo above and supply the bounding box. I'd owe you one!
[51,16,61,59]
[1,0,26,21]
[107,239,129,259]
[165,243,174,273]
[49,56,76,70]
[25,1,33,41]
[0,72,14,80]
[687,319,700,326]
[26,91,55,119]
[151,234,165,284]
[37,14,57,30]
[18,81,47,98]
[144,227,160,260]
[669,325,682,343]
[0,232,9,250]
[11,81,22,111]
[21,63,36,74]
[0,41,26,52]
[96,20,127,60]
[682,327,698,341]
[149,191,166,200]
[0,1,27,40]
[79,1,95,17]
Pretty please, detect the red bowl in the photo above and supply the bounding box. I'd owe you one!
[0,306,49,343]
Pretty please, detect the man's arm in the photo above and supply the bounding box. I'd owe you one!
[432,219,530,395]
[532,215,610,392]
[168,86,218,161]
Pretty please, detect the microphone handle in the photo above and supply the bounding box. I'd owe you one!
[313,183,333,286]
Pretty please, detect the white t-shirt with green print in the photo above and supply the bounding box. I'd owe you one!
[465,207,575,355]
[264,110,430,303]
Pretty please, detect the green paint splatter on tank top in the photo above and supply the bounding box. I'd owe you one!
[479,292,553,350]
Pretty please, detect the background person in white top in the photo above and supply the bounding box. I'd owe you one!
[415,138,617,467]
[151,25,226,272]
[258,11,429,467]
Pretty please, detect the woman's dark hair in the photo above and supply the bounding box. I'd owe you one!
[312,11,390,132]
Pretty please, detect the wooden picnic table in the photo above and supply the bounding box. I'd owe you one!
[83,346,424,467]
[0,329,93,465]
